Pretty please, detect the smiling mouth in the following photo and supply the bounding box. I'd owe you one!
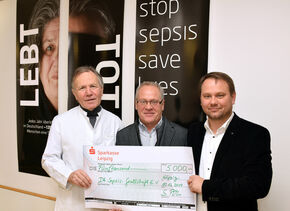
[209,108,220,112]
[144,113,155,116]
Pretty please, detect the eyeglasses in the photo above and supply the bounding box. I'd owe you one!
[137,99,163,106]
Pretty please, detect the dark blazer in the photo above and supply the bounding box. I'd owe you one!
[116,117,187,146]
[187,114,272,211]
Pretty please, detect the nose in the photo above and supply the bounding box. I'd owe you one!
[51,48,59,60]
[210,96,218,105]
[144,102,153,109]
[85,87,93,95]
[51,50,59,70]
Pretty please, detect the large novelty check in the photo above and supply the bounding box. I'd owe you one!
[84,146,196,210]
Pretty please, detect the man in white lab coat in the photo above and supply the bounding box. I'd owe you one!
[42,66,123,211]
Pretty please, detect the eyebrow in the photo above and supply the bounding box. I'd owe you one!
[42,38,56,43]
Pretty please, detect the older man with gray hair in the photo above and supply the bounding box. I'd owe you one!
[42,66,123,211]
[116,81,187,146]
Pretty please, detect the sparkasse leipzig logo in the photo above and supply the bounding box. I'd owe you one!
[89,146,95,154]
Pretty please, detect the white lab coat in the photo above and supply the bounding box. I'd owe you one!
[42,106,124,211]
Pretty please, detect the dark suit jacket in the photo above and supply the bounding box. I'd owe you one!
[187,114,272,211]
[116,117,187,146]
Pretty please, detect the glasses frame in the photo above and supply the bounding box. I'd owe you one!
[136,99,163,106]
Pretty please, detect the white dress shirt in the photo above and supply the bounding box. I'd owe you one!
[138,118,162,146]
[42,106,124,211]
[197,112,234,211]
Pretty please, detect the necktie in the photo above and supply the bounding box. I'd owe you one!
[81,106,101,127]
[88,115,97,127]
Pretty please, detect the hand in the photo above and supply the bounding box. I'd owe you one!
[187,175,204,194]
[68,169,92,188]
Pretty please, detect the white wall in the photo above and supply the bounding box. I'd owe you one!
[0,188,55,211]
[0,0,290,210]
[208,0,290,210]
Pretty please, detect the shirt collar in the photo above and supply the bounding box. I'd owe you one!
[204,112,234,135]
[80,105,102,116]
[79,105,103,118]
[139,116,163,132]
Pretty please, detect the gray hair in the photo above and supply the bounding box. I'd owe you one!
[71,66,104,89]
[28,0,115,60]
[28,0,60,59]
[135,81,164,101]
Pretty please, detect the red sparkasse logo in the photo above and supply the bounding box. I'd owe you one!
[89,146,95,154]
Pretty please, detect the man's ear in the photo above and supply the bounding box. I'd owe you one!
[135,100,138,110]
[72,88,77,99]
[231,92,236,105]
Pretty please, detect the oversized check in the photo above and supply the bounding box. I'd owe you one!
[84,146,196,210]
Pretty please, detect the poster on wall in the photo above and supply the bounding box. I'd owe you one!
[16,0,124,176]
[135,0,210,126]
[67,0,124,117]
[16,0,60,176]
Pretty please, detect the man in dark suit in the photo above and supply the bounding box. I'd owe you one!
[187,72,272,211]
[116,81,187,146]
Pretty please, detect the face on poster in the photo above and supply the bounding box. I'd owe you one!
[67,0,124,116]
[16,0,124,176]
[17,0,61,176]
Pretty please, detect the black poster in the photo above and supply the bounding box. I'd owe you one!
[17,0,60,176]
[16,0,124,176]
[136,0,210,126]
[67,0,124,117]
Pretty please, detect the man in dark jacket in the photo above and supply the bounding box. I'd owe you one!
[116,81,187,146]
[187,72,272,211]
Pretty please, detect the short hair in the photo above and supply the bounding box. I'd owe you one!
[28,0,115,59]
[199,72,236,96]
[135,81,164,101]
[69,0,115,38]
[28,0,60,59]
[71,66,104,89]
